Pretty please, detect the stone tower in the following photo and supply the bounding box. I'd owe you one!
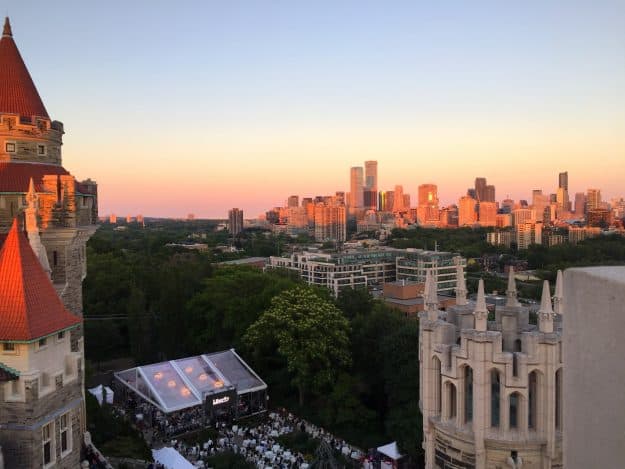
[0,17,97,467]
[419,267,563,468]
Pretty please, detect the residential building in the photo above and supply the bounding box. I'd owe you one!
[228,208,244,236]
[478,202,497,227]
[458,196,477,226]
[313,203,346,243]
[267,247,465,296]
[349,166,364,215]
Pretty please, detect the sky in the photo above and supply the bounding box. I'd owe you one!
[6,1,625,217]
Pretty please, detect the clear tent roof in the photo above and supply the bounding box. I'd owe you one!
[114,349,267,413]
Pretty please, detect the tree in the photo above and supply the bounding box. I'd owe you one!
[244,287,351,406]
[335,287,374,320]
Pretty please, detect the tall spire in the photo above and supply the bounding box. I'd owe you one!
[3,17,12,37]
[0,17,49,118]
[474,279,488,331]
[538,280,554,333]
[553,269,564,315]
[424,269,439,320]
[506,266,520,307]
[455,262,468,306]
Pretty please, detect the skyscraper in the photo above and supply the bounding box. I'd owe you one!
[586,189,601,213]
[418,184,440,225]
[314,203,346,243]
[364,160,378,191]
[287,195,299,208]
[349,166,364,214]
[228,208,244,236]
[475,177,487,202]
[379,191,394,212]
[392,185,406,213]
[558,171,568,191]
[458,196,477,226]
[574,193,586,217]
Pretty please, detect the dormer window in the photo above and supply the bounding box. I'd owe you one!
[5,142,15,153]
[2,342,15,353]
[37,144,46,155]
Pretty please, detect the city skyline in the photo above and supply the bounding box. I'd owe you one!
[5,1,625,217]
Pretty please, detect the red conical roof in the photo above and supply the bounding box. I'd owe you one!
[0,18,49,119]
[0,220,80,341]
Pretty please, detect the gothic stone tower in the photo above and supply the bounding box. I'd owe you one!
[419,266,563,468]
[0,17,97,467]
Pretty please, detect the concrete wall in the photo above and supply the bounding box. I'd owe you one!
[563,267,625,469]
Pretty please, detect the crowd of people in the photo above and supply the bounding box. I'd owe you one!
[168,410,363,468]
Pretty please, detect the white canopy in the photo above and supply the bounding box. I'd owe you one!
[377,441,403,460]
[88,384,114,406]
[152,447,194,469]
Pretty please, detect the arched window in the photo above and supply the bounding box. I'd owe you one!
[512,353,518,377]
[446,382,457,420]
[509,393,520,429]
[491,369,501,427]
[528,371,538,430]
[555,369,563,430]
[464,366,473,424]
[433,356,442,414]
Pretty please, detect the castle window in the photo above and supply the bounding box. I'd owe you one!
[2,342,15,353]
[42,421,55,467]
[53,251,58,266]
[37,144,46,155]
[11,379,19,396]
[433,356,442,414]
[509,393,520,429]
[491,370,501,427]
[5,142,15,153]
[512,353,518,377]
[528,371,538,430]
[464,366,473,424]
[446,382,457,420]
[60,412,72,456]
[555,369,563,430]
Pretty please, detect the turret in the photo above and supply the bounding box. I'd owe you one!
[425,269,439,321]
[506,266,520,307]
[455,262,468,306]
[474,279,488,331]
[553,269,564,315]
[538,280,554,333]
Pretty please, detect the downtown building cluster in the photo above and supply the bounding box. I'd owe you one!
[254,162,624,248]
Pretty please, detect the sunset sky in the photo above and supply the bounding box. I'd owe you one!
[8,1,625,217]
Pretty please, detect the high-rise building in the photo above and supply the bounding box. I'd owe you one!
[379,191,395,212]
[109,213,117,224]
[349,166,364,213]
[586,189,601,213]
[484,185,496,202]
[364,160,378,191]
[287,195,299,208]
[458,196,477,226]
[512,208,533,227]
[419,270,563,467]
[477,201,497,227]
[558,171,568,191]
[392,185,406,213]
[418,184,440,225]
[314,203,346,243]
[0,18,98,467]
[364,160,378,210]
[532,190,550,224]
[475,177,487,202]
[228,208,244,236]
